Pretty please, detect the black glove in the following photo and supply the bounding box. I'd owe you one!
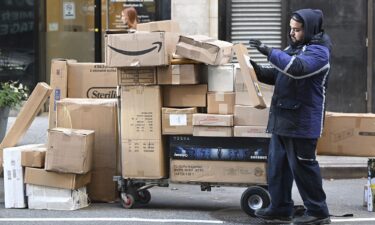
[249,39,272,57]
[249,59,261,76]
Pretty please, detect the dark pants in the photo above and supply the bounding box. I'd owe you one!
[267,134,329,217]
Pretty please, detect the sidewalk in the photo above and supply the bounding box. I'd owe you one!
[4,114,368,180]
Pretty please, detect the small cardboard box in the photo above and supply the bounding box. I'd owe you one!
[233,44,267,109]
[117,67,157,86]
[170,160,267,184]
[234,126,271,138]
[234,105,270,126]
[317,112,375,156]
[21,144,46,168]
[207,92,235,114]
[46,128,95,174]
[193,113,233,126]
[162,107,197,135]
[163,84,207,107]
[137,20,180,33]
[193,126,233,137]
[206,64,235,92]
[176,35,233,65]
[157,64,199,85]
[24,167,91,190]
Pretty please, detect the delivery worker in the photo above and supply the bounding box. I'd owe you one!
[121,7,138,30]
[249,8,332,225]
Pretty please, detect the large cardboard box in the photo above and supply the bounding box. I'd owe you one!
[175,35,233,65]
[26,184,89,210]
[205,64,235,92]
[21,144,46,168]
[207,92,235,114]
[193,114,233,126]
[24,167,91,190]
[157,64,199,85]
[235,67,274,106]
[317,112,375,156]
[46,128,94,174]
[233,44,267,109]
[234,126,271,138]
[137,20,180,33]
[117,67,157,86]
[170,160,267,184]
[105,32,174,67]
[56,99,119,202]
[234,105,269,126]
[67,62,117,98]
[162,107,196,135]
[193,126,233,137]
[163,84,207,107]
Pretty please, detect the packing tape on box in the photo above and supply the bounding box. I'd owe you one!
[218,104,228,114]
[215,93,225,102]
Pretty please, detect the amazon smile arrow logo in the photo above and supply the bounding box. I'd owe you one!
[108,42,162,56]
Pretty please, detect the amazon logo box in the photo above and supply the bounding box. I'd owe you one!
[105,32,177,67]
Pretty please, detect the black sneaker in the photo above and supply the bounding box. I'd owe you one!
[293,215,331,224]
[255,208,292,224]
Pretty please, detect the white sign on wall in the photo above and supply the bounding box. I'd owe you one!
[63,2,76,20]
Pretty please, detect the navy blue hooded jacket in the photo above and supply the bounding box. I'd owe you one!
[256,9,332,138]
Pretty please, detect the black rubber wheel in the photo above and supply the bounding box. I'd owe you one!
[240,186,271,217]
[121,193,135,209]
[137,189,151,204]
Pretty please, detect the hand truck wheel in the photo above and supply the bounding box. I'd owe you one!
[240,186,271,217]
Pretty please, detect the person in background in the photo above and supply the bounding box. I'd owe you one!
[249,8,332,225]
[121,7,138,30]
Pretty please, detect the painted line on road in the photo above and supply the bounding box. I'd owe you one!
[332,218,375,223]
[0,217,224,224]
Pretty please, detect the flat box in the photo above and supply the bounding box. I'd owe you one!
[193,126,233,137]
[176,35,233,65]
[105,32,175,67]
[234,105,270,126]
[157,64,199,85]
[137,20,180,33]
[163,84,207,107]
[207,92,235,114]
[122,139,166,179]
[46,128,94,174]
[26,184,89,210]
[117,67,156,86]
[169,135,268,162]
[170,160,267,184]
[121,86,162,140]
[24,167,91,190]
[317,112,375,157]
[234,126,271,138]
[233,44,266,109]
[206,64,235,92]
[21,144,46,168]
[56,99,118,202]
[192,113,233,126]
[67,62,117,98]
[235,67,274,106]
[162,107,197,135]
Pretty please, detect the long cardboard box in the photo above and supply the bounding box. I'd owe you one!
[163,84,207,107]
[170,160,267,184]
[193,114,233,126]
[233,44,266,109]
[193,126,233,137]
[157,64,199,85]
[317,112,375,156]
[162,107,196,135]
[234,126,271,138]
[117,67,156,86]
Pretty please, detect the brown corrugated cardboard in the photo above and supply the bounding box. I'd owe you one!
[122,140,166,179]
[170,160,267,184]
[233,44,267,109]
[317,112,375,156]
[234,105,269,126]
[105,32,175,67]
[56,99,118,202]
[235,67,274,106]
[67,62,117,98]
[206,64,235,92]
[207,92,235,114]
[193,126,233,137]
[163,84,207,107]
[157,64,199,85]
[193,113,233,126]
[234,126,271,138]
[137,20,180,33]
[24,167,91,190]
[21,144,46,168]
[117,67,156,86]
[162,108,197,135]
[46,128,94,174]
[175,35,233,65]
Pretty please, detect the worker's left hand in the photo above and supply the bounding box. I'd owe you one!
[249,39,272,57]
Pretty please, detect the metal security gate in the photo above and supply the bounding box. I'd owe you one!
[230,0,282,63]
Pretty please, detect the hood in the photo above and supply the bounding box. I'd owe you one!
[293,8,323,44]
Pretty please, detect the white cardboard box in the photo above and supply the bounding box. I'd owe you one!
[206,64,235,92]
